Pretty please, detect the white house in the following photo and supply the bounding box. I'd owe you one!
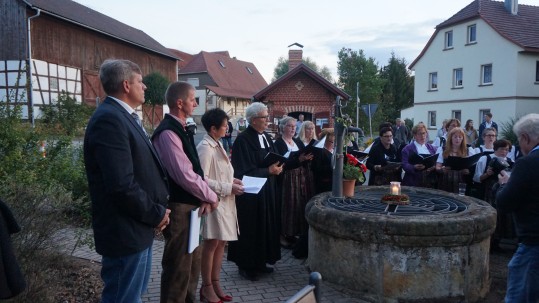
[405,0,539,141]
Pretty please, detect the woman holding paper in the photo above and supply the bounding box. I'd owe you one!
[227,102,283,282]
[435,127,473,193]
[197,108,244,302]
[401,123,438,187]
[274,116,314,249]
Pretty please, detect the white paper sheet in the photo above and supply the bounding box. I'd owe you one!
[188,208,201,254]
[242,175,267,194]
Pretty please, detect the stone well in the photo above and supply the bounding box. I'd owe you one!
[306,186,497,303]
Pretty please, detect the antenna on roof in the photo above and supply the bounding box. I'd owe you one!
[287,42,304,48]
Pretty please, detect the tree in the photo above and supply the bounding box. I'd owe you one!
[379,52,414,122]
[272,56,333,82]
[143,72,170,130]
[337,48,385,132]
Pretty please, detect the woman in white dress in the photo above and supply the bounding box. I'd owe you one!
[197,108,244,302]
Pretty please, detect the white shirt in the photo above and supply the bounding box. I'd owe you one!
[414,141,431,154]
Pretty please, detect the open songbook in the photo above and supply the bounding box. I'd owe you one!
[443,153,483,170]
[409,153,439,168]
[262,152,287,167]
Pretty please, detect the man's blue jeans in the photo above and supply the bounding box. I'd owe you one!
[505,243,539,303]
[100,246,152,303]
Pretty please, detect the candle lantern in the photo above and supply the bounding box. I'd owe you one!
[390,182,401,195]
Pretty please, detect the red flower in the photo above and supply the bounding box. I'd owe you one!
[345,153,359,166]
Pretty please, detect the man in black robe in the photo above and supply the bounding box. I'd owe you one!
[227,102,283,281]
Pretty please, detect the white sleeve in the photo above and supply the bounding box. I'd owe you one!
[473,156,487,183]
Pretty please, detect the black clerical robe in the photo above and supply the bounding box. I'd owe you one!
[227,126,281,269]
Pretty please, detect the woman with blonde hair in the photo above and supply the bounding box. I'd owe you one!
[435,127,473,193]
[298,121,318,146]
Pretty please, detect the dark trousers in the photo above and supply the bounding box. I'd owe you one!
[160,203,202,303]
[221,136,232,153]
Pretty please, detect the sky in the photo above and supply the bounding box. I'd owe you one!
[74,0,537,83]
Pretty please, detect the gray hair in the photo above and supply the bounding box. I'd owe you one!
[279,116,296,133]
[513,113,539,142]
[481,127,497,137]
[245,102,268,124]
[99,59,142,95]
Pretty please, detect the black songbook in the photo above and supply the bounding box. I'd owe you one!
[443,153,483,170]
[262,152,287,167]
[383,161,402,170]
[409,153,438,168]
[299,139,318,155]
[350,150,369,160]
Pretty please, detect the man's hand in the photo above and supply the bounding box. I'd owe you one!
[156,208,171,232]
[498,170,510,184]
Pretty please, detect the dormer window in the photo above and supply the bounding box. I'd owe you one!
[467,24,477,44]
[246,67,253,74]
[445,31,453,49]
[218,60,226,68]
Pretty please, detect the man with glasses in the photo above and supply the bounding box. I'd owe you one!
[496,113,539,303]
[478,113,498,146]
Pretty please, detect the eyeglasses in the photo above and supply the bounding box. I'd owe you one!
[382,135,393,138]
[485,134,497,137]
[254,115,269,120]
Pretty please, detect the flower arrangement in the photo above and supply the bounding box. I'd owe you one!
[343,153,367,184]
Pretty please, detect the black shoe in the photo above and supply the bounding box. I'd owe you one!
[239,268,258,281]
[256,265,274,273]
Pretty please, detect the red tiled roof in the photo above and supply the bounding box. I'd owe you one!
[179,51,268,99]
[168,49,194,69]
[410,0,539,68]
[253,63,350,101]
[24,0,177,59]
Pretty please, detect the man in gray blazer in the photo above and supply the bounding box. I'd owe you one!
[84,59,170,303]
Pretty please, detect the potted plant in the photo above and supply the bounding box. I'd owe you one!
[342,153,367,197]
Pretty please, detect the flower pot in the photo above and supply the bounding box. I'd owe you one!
[342,179,356,197]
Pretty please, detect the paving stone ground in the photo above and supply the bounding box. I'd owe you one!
[56,228,366,303]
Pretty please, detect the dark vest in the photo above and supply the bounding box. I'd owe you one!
[153,115,204,206]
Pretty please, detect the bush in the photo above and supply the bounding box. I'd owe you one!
[39,91,94,137]
[500,116,520,144]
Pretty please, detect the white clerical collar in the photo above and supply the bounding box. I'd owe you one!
[258,134,269,148]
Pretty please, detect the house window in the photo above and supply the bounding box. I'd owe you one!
[429,72,438,90]
[481,64,492,85]
[453,68,463,87]
[445,31,453,49]
[195,97,200,105]
[428,111,437,128]
[246,67,253,74]
[218,60,226,68]
[536,61,539,82]
[467,24,477,44]
[187,77,199,87]
[452,110,461,122]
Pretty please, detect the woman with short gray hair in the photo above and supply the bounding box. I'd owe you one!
[244,102,268,124]
[227,102,283,281]
[274,116,315,251]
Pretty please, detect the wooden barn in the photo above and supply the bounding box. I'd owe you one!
[253,48,350,133]
[0,0,178,125]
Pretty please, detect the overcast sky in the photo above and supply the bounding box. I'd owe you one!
[74,0,537,83]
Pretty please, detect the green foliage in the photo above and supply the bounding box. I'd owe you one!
[337,48,385,133]
[500,116,520,144]
[272,56,333,82]
[40,91,94,136]
[379,52,414,122]
[143,72,170,106]
[0,93,93,301]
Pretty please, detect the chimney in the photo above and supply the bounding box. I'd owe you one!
[287,42,304,71]
[504,0,518,15]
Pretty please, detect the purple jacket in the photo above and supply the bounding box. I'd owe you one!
[401,142,437,186]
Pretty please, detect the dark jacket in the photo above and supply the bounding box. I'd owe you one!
[496,148,539,245]
[84,97,169,257]
[0,199,26,299]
